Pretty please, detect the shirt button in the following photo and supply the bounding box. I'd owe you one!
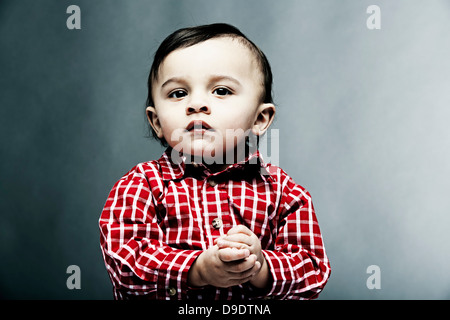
[208,179,217,187]
[212,218,222,229]
[167,287,177,296]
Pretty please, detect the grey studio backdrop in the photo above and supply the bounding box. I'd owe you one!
[1,0,449,300]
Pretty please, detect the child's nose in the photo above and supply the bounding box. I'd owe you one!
[186,104,210,114]
[186,99,211,115]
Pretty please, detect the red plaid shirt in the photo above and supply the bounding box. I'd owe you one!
[99,148,330,300]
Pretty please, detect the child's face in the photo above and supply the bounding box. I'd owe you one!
[147,37,275,164]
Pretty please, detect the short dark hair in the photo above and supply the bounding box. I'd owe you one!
[146,23,273,146]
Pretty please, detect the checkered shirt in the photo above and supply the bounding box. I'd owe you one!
[99,148,330,300]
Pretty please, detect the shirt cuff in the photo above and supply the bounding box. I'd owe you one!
[156,249,202,299]
[260,249,298,299]
[260,249,328,300]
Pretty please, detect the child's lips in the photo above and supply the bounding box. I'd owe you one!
[186,120,213,132]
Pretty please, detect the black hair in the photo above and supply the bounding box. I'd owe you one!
[146,23,273,146]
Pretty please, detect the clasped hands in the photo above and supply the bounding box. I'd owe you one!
[188,225,269,289]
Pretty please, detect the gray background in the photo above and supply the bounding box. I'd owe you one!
[1,0,449,299]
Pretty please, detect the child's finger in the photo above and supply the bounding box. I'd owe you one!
[220,233,252,246]
[217,238,249,249]
[226,225,253,236]
[226,255,259,275]
[218,247,250,262]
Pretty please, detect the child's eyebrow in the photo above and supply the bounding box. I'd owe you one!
[160,75,242,89]
[161,77,187,89]
[207,75,242,87]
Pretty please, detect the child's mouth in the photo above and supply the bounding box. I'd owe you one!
[186,120,213,134]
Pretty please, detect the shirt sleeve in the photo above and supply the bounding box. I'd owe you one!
[98,166,201,300]
[260,169,331,300]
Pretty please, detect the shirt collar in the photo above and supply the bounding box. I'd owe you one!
[158,147,270,181]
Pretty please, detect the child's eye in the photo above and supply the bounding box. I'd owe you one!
[213,87,232,96]
[168,90,187,99]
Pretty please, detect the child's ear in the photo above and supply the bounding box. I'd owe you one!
[146,106,164,139]
[252,103,276,136]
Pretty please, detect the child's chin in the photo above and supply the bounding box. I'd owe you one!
[190,146,224,161]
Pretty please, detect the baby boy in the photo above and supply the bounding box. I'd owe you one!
[99,23,330,300]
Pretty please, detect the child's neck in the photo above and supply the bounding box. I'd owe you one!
[189,144,254,173]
